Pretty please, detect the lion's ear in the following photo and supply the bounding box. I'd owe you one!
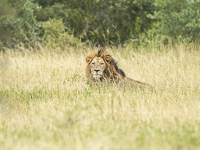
[86,57,92,64]
[105,55,112,63]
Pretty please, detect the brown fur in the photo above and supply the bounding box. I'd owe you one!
[86,48,150,86]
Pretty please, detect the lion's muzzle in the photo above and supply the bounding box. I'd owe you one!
[92,70,102,79]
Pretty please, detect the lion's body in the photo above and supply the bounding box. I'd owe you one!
[86,48,149,86]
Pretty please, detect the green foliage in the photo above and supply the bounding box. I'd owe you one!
[149,0,200,42]
[1,0,200,49]
[0,0,40,49]
[34,0,154,46]
[42,18,82,49]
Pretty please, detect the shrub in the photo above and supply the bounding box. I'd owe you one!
[42,18,82,50]
[148,0,200,42]
[34,0,154,46]
[0,0,40,50]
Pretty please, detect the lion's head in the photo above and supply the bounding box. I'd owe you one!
[86,48,125,82]
[88,56,106,80]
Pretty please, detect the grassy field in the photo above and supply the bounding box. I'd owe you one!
[0,44,200,150]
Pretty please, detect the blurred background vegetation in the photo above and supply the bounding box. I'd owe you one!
[0,0,200,50]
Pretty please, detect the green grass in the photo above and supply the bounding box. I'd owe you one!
[0,44,200,150]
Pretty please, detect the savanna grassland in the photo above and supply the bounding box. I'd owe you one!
[0,44,200,150]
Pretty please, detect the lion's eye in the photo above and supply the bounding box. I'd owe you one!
[101,63,104,65]
[92,63,95,65]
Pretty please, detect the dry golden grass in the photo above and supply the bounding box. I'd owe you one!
[0,44,200,150]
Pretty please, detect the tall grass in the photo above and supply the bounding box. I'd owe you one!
[0,43,200,150]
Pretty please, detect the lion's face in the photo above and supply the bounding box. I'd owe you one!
[86,48,116,82]
[89,57,106,80]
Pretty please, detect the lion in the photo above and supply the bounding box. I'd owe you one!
[86,48,150,86]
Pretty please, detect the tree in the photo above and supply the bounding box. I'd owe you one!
[0,0,40,49]
[34,0,154,46]
[149,0,200,42]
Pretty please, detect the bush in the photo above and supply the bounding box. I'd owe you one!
[34,0,154,46]
[42,18,82,50]
[0,0,40,50]
[148,0,200,42]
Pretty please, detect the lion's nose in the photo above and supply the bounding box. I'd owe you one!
[94,69,100,73]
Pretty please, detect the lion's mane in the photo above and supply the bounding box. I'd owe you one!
[86,48,125,82]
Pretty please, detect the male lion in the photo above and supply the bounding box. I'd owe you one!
[86,48,149,86]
